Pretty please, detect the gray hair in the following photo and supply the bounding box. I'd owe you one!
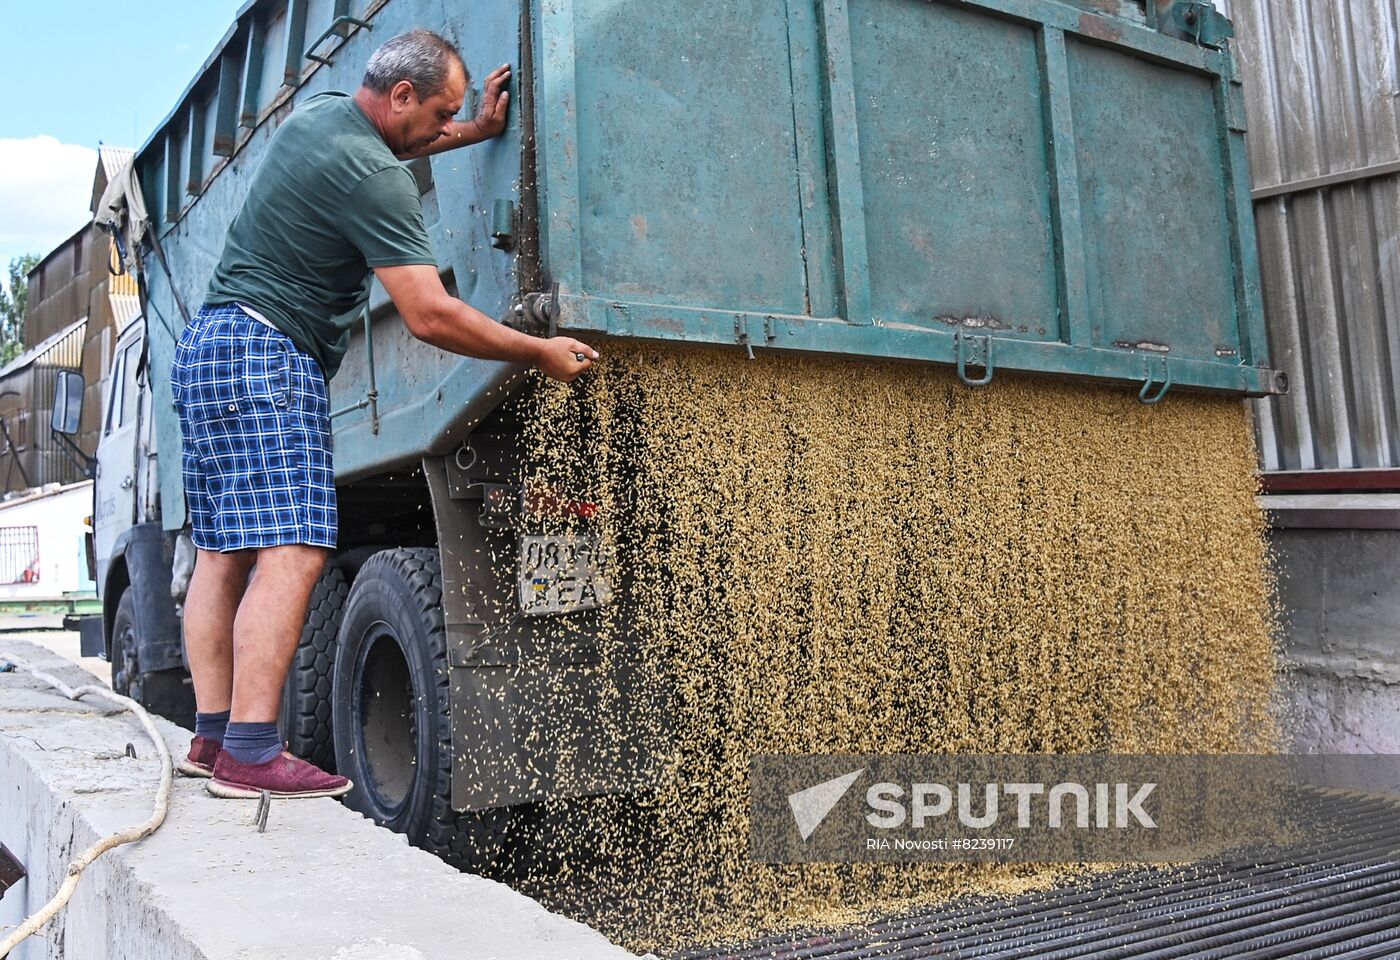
[362,29,466,97]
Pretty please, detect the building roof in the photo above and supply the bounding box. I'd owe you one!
[99,145,134,180]
[0,315,87,381]
[92,145,135,215]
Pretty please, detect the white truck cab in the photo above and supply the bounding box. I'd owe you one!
[93,317,149,584]
[55,316,195,724]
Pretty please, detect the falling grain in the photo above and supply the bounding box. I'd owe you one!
[492,342,1278,954]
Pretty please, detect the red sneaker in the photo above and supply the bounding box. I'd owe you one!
[176,735,220,778]
[207,749,352,799]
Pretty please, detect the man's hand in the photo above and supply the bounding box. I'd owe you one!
[535,337,599,383]
[374,264,599,383]
[394,64,512,159]
[464,64,511,142]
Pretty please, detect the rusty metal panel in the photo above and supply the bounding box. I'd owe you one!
[1223,0,1400,473]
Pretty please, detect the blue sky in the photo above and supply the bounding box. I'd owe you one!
[0,2,243,282]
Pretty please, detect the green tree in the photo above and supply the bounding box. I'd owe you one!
[0,254,40,365]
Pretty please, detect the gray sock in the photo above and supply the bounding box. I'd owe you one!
[222,721,283,765]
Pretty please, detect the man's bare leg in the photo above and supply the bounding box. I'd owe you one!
[185,548,258,714]
[229,544,330,723]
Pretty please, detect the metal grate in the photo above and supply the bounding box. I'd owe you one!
[0,525,40,584]
[674,791,1400,960]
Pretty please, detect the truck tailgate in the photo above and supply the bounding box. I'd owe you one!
[535,0,1281,397]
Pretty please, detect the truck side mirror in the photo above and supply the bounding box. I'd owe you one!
[51,370,85,435]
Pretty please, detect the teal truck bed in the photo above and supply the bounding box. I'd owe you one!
[94,0,1278,864]
[134,0,1279,517]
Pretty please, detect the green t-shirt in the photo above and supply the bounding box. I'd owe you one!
[205,91,436,380]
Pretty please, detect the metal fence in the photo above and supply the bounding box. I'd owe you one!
[0,525,40,584]
[1222,0,1400,477]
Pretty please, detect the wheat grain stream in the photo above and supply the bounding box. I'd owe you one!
[483,343,1278,953]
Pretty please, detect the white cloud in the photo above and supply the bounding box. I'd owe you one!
[0,136,99,284]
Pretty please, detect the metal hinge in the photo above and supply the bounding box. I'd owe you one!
[1169,1,1234,49]
[509,281,562,335]
[1224,79,1248,133]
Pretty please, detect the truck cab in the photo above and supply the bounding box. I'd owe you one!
[94,317,152,585]
[62,315,195,724]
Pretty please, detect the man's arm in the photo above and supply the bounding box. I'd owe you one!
[396,64,511,160]
[375,263,597,382]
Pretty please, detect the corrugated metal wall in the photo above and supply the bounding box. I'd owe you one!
[30,321,90,489]
[0,322,89,495]
[1223,0,1400,472]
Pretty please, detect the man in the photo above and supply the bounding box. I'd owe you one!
[169,29,597,799]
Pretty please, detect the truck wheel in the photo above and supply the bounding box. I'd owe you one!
[110,589,195,726]
[331,545,388,582]
[279,562,349,772]
[331,547,511,870]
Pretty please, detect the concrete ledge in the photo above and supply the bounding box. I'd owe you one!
[0,640,637,960]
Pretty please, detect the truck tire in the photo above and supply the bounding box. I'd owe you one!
[330,545,387,582]
[279,562,349,772]
[110,588,196,727]
[331,547,511,871]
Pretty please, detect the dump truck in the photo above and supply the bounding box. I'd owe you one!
[62,0,1280,873]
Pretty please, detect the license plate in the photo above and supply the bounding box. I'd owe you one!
[518,535,614,616]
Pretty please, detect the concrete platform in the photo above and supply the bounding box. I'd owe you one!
[0,629,107,683]
[0,639,639,960]
[0,614,69,634]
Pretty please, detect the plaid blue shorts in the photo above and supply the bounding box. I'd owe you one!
[170,303,337,552]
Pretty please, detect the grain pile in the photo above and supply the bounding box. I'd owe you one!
[500,342,1279,953]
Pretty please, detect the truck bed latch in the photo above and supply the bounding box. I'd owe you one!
[513,281,562,336]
